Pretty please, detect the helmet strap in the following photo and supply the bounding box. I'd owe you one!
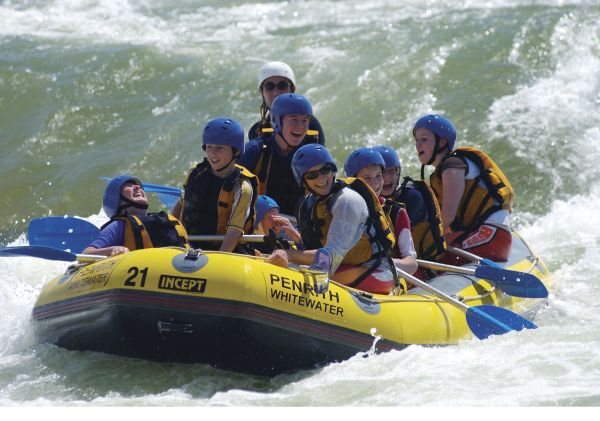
[426,135,442,165]
[276,130,301,153]
[214,153,237,173]
[116,196,148,216]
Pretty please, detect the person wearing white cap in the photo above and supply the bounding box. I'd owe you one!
[248,61,325,145]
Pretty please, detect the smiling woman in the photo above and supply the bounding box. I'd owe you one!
[267,143,403,295]
[81,175,189,256]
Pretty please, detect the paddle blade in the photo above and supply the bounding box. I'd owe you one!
[479,258,502,268]
[466,305,537,340]
[158,192,180,209]
[474,265,548,298]
[144,185,181,196]
[0,245,77,262]
[28,217,100,253]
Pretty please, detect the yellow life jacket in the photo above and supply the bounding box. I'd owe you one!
[399,177,446,261]
[297,177,395,264]
[430,146,514,232]
[116,212,190,251]
[297,177,400,289]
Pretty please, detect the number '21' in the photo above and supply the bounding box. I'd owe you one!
[124,266,148,287]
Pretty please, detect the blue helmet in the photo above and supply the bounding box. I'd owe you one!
[292,144,337,186]
[202,117,245,155]
[372,145,401,170]
[344,147,386,177]
[254,195,280,228]
[102,175,144,218]
[412,114,457,151]
[270,93,313,134]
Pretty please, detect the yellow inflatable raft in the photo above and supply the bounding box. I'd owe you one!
[30,231,551,375]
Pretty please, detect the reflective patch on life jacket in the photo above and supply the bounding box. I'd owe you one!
[462,224,497,249]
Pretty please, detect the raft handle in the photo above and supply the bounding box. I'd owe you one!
[157,321,194,334]
[184,249,202,261]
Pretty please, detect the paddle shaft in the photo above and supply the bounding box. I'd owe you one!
[417,255,548,299]
[417,259,476,276]
[0,245,105,262]
[77,254,106,263]
[446,245,499,267]
[395,266,469,313]
[188,234,266,243]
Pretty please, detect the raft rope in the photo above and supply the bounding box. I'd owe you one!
[65,249,542,306]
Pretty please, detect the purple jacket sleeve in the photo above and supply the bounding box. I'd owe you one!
[87,220,125,249]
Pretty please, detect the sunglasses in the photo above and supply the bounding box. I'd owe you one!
[304,164,335,181]
[262,80,291,92]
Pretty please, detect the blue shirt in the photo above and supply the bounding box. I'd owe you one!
[87,220,125,249]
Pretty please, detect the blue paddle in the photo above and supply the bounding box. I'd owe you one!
[396,266,537,339]
[417,259,548,298]
[0,245,103,263]
[28,216,101,253]
[157,192,180,209]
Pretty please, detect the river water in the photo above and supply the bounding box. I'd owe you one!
[1,0,600,408]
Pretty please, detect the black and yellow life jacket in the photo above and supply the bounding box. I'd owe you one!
[297,177,398,289]
[398,177,446,261]
[105,212,190,251]
[180,160,259,236]
[250,127,319,207]
[430,147,514,233]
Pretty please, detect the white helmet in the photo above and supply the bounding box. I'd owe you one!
[258,61,296,89]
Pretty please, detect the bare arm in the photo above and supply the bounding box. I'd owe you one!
[171,198,183,219]
[267,248,316,267]
[81,245,129,257]
[441,167,466,228]
[393,255,418,275]
[219,228,243,253]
